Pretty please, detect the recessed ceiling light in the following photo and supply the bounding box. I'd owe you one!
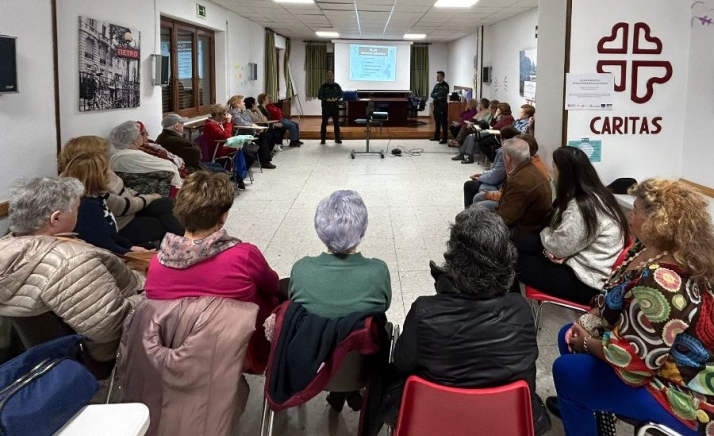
[434,0,479,7]
[316,31,339,37]
[275,0,314,3]
[404,34,427,39]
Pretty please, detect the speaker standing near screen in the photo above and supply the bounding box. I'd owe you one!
[318,71,343,145]
[430,71,449,144]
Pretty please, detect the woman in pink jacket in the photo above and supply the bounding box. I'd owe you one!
[144,171,280,373]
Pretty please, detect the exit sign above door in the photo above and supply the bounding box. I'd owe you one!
[197,4,207,18]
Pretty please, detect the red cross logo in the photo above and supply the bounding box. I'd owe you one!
[596,22,673,104]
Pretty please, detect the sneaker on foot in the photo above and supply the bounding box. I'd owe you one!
[273,145,283,152]
[451,154,464,161]
[263,163,276,169]
[289,140,302,147]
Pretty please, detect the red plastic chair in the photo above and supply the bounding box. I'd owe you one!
[394,377,534,436]
[526,240,633,331]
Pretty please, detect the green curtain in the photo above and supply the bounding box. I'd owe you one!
[264,30,278,100]
[410,44,430,97]
[305,42,327,99]
[284,38,295,98]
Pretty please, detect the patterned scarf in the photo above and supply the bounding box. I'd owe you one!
[157,229,242,269]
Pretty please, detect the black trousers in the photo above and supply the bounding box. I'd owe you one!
[463,180,481,209]
[449,124,461,140]
[320,102,341,141]
[255,132,274,164]
[512,231,600,305]
[118,197,184,245]
[433,102,448,140]
[477,135,501,162]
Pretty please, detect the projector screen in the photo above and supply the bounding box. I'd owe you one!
[333,40,412,91]
[349,45,396,82]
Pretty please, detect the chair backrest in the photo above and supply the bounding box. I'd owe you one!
[395,376,535,436]
[8,312,75,351]
[418,96,427,111]
[612,238,635,271]
[118,297,258,436]
[194,134,212,162]
[324,351,370,392]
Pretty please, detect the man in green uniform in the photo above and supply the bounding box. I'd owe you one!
[318,71,343,145]
[430,70,450,144]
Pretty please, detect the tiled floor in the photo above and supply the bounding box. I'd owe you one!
[227,139,598,436]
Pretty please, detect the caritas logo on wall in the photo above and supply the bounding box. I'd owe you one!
[590,22,673,135]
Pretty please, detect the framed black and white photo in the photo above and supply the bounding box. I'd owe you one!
[78,16,141,111]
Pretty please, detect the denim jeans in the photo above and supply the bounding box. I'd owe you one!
[553,324,697,436]
[281,118,300,141]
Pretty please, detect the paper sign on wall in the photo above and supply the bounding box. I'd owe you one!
[523,81,536,100]
[565,73,614,110]
[568,138,602,162]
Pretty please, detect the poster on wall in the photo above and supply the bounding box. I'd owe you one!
[565,73,614,110]
[78,16,140,112]
[519,49,536,97]
[568,138,602,162]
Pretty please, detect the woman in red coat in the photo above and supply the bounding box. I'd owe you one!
[202,104,234,159]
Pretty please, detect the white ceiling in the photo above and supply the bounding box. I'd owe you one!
[211,0,538,42]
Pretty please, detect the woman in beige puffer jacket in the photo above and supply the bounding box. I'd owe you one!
[0,177,144,362]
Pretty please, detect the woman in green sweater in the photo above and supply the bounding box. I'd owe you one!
[288,189,392,411]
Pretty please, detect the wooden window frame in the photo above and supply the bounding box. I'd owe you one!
[160,17,216,117]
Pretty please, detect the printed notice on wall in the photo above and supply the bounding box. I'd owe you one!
[565,73,614,110]
[568,138,602,162]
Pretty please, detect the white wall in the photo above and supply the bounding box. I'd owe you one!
[534,0,568,166]
[447,32,479,97]
[56,0,265,142]
[681,4,714,188]
[481,9,538,108]
[0,0,57,233]
[566,0,690,184]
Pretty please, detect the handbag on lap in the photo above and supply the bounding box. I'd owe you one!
[0,335,98,436]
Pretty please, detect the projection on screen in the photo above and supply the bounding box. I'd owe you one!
[349,44,397,82]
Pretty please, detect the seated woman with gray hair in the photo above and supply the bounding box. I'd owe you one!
[0,177,144,363]
[381,205,549,434]
[109,120,183,191]
[288,189,392,411]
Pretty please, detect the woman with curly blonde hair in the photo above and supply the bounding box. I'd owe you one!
[548,178,714,435]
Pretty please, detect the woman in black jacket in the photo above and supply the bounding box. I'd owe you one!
[381,205,549,434]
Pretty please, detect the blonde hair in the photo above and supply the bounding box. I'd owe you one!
[630,178,714,281]
[466,99,478,109]
[210,104,228,119]
[174,171,235,232]
[227,95,244,109]
[59,136,109,172]
[60,153,110,197]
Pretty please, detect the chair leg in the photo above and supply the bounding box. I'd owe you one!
[534,301,545,332]
[260,397,275,436]
[105,365,117,404]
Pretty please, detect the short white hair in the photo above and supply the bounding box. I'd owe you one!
[109,121,140,150]
[314,190,368,254]
[502,138,531,163]
[9,177,84,234]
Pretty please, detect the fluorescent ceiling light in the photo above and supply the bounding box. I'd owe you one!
[274,0,314,3]
[434,0,479,7]
[316,31,339,37]
[404,34,427,39]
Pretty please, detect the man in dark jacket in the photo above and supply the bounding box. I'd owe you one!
[381,205,550,435]
[430,70,449,144]
[155,114,203,172]
[497,137,553,234]
[318,70,343,145]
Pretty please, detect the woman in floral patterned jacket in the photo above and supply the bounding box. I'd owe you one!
[550,178,714,435]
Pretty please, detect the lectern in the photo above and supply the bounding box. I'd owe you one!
[352,102,386,159]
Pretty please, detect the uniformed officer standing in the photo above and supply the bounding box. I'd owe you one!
[318,71,343,145]
[430,70,450,144]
